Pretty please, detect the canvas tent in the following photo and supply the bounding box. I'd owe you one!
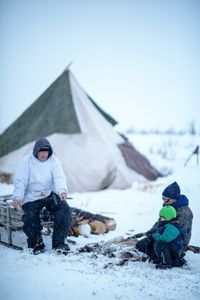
[0,69,161,192]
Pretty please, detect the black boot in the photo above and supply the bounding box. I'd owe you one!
[172,258,187,267]
[27,237,45,255]
[156,264,173,269]
[53,242,70,255]
[33,242,46,255]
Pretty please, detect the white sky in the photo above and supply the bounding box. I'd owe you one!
[0,0,200,133]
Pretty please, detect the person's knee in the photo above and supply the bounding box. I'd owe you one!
[61,202,71,218]
[154,240,167,250]
[136,237,149,252]
[22,210,37,225]
[54,203,71,226]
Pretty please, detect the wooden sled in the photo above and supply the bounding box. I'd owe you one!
[0,195,116,250]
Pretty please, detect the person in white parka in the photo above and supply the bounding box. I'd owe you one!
[13,137,71,254]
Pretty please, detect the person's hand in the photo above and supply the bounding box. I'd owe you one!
[60,193,67,201]
[12,200,22,209]
[146,229,154,236]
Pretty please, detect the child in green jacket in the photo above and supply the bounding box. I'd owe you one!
[136,206,186,269]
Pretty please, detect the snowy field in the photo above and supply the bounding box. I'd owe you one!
[0,133,200,300]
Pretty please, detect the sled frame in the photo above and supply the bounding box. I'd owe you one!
[0,196,53,250]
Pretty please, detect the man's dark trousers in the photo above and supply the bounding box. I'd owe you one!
[22,192,71,248]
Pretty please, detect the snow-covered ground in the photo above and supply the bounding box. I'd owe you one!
[0,133,200,300]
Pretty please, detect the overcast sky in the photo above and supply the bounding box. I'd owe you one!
[0,0,199,133]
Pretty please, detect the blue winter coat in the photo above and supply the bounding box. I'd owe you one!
[152,220,186,254]
[148,195,193,248]
[164,195,193,247]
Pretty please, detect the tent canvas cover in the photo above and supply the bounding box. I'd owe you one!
[0,69,161,192]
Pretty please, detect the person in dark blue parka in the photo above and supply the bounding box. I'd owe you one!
[147,182,193,250]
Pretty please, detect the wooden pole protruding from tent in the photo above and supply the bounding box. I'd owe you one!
[64,61,73,71]
[184,145,199,167]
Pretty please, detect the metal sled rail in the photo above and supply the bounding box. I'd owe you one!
[0,240,23,251]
